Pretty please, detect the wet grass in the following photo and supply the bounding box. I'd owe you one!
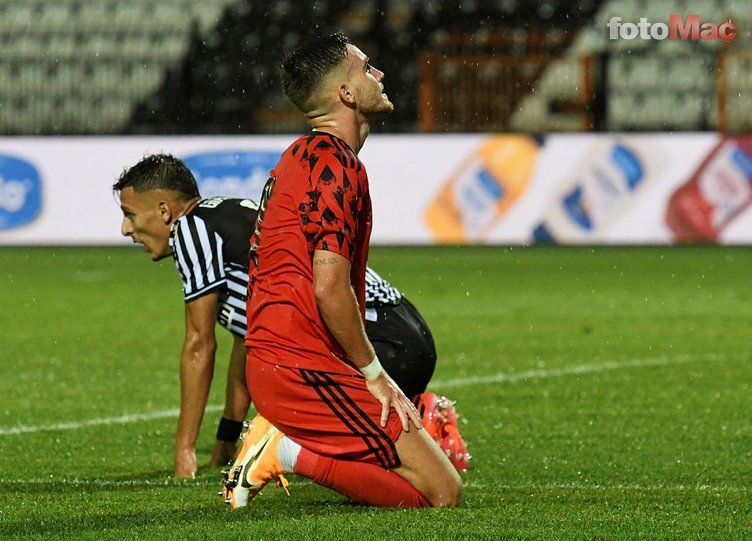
[0,245,750,539]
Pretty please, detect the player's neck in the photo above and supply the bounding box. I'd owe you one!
[309,115,369,154]
[177,197,201,219]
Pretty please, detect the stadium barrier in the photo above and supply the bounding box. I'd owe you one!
[0,133,750,246]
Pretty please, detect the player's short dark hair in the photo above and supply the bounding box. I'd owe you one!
[279,31,350,111]
[113,153,199,199]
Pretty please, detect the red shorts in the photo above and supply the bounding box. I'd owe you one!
[247,353,403,469]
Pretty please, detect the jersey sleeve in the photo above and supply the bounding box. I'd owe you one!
[299,143,362,260]
[170,215,226,302]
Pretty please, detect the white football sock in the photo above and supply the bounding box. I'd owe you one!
[277,435,301,473]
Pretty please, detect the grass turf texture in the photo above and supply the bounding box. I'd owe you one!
[0,245,749,539]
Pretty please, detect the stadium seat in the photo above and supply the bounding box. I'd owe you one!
[607,92,636,129]
[631,57,662,90]
[0,0,747,134]
[511,0,742,131]
[539,58,587,101]
[0,0,238,134]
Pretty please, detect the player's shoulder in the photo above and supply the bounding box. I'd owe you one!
[291,132,362,173]
[190,197,258,220]
[195,196,257,212]
[175,197,257,236]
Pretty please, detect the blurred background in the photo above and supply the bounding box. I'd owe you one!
[1,0,751,247]
[1,0,750,136]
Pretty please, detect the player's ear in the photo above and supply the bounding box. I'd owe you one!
[338,83,355,106]
[158,201,173,225]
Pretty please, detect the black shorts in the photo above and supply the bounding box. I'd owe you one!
[364,297,437,399]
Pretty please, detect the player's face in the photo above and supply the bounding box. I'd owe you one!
[346,45,394,117]
[118,186,172,261]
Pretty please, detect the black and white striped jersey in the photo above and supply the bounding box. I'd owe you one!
[169,197,259,337]
[169,196,404,337]
[365,266,402,307]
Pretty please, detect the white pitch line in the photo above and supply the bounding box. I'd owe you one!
[0,405,224,436]
[429,353,710,390]
[0,477,217,487]
[0,354,720,437]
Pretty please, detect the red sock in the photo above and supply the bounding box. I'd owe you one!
[294,447,431,508]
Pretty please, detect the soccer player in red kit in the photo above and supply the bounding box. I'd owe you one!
[221,32,462,509]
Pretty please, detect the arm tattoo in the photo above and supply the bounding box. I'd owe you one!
[314,257,337,266]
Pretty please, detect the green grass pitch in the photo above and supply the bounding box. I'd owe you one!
[0,245,750,539]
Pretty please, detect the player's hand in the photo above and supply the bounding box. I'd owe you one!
[209,440,238,468]
[366,372,422,431]
[174,447,198,479]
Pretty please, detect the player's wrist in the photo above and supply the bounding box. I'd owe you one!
[174,445,196,459]
[216,416,244,443]
[174,435,197,451]
[360,356,384,381]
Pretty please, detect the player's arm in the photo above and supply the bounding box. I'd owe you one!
[209,333,250,467]
[174,291,219,478]
[224,333,251,420]
[313,249,376,365]
[312,249,421,431]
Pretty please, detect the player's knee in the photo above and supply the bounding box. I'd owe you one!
[427,470,462,507]
[444,472,463,507]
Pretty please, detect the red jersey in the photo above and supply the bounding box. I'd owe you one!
[246,133,372,374]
